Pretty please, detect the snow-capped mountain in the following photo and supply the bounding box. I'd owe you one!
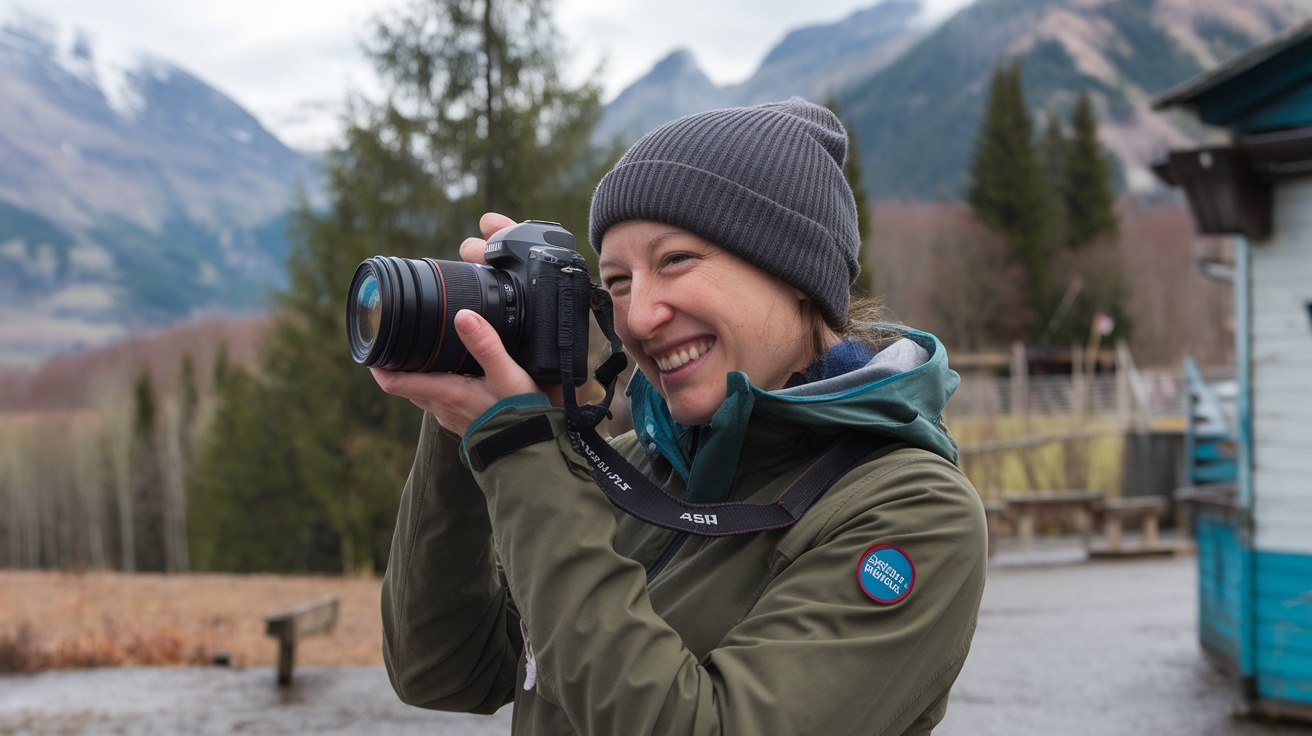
[0,14,321,365]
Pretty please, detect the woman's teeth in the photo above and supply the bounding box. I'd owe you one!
[656,342,712,372]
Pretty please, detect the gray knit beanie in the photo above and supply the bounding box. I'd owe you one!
[588,97,861,326]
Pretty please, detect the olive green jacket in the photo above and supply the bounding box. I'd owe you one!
[382,332,988,735]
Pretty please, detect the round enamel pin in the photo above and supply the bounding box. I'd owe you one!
[857,544,915,604]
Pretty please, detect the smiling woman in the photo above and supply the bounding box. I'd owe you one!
[373,98,987,736]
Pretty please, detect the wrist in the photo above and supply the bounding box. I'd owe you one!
[460,393,554,463]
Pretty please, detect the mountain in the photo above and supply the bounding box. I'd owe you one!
[596,0,927,143]
[0,15,321,366]
[837,0,1311,198]
[597,50,723,145]
[600,0,1312,199]
[726,0,926,106]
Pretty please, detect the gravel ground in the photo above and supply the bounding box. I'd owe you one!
[3,543,1311,735]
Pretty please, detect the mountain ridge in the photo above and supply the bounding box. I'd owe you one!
[600,0,1312,199]
[0,15,321,366]
[596,0,928,143]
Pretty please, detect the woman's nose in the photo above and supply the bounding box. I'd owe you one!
[622,280,673,340]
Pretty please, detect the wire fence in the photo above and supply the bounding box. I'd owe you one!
[948,369,1189,425]
[940,348,1232,498]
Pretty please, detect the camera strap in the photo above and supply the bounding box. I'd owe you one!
[554,268,879,538]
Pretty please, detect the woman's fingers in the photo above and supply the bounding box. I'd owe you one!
[452,310,538,397]
[459,237,488,265]
[459,213,519,264]
[480,212,517,239]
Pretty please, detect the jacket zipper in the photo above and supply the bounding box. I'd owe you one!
[645,532,690,584]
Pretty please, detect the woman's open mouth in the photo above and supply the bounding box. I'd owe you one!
[655,339,715,372]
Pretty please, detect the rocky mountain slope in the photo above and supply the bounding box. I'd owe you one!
[597,0,926,143]
[0,17,319,365]
[601,0,1312,199]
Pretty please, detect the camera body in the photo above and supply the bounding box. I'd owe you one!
[346,220,592,384]
[482,220,592,382]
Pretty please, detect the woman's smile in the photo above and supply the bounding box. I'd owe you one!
[653,339,715,373]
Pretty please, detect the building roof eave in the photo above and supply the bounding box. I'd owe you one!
[1152,19,1312,114]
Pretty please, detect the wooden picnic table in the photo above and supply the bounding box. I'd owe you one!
[999,490,1103,550]
[1088,496,1178,558]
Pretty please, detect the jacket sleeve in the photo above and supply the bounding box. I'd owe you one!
[380,410,520,714]
[465,404,988,736]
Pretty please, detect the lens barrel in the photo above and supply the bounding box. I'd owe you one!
[346,256,519,374]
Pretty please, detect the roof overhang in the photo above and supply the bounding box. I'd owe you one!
[1152,147,1271,240]
[1152,20,1312,126]
[1152,126,1312,240]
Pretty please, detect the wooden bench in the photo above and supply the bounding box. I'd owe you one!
[265,595,340,686]
[1001,491,1102,550]
[1089,497,1175,558]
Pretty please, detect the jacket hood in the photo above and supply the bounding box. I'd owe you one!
[628,326,960,502]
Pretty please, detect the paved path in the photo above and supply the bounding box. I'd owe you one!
[938,549,1308,735]
[0,665,512,735]
[3,547,1310,735]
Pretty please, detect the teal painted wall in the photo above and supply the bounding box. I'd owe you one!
[1254,549,1312,704]
[1197,509,1245,670]
[1199,511,1312,707]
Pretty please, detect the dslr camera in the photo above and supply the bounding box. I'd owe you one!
[346,220,591,384]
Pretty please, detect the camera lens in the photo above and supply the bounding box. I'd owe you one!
[346,256,521,374]
[352,272,382,348]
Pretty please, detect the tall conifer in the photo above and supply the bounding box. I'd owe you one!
[1063,93,1118,246]
[130,369,165,571]
[1039,113,1070,258]
[189,0,608,573]
[966,60,1051,331]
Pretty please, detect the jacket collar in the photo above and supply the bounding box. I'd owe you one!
[628,326,959,503]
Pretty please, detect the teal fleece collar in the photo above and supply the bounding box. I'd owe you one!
[628,327,959,503]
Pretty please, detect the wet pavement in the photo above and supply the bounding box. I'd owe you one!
[3,541,1311,735]
[938,541,1309,736]
[0,665,512,735]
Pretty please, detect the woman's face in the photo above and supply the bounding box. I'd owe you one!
[598,221,817,426]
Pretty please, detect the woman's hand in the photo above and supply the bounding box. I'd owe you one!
[370,212,549,436]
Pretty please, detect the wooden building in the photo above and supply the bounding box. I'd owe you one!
[1153,20,1312,719]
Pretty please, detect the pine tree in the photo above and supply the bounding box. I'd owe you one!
[130,369,165,571]
[188,365,337,572]
[1040,93,1127,346]
[1038,113,1070,263]
[366,0,614,263]
[1039,114,1068,191]
[966,60,1051,330]
[189,0,609,573]
[1063,92,1117,247]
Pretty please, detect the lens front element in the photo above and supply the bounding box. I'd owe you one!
[354,272,381,347]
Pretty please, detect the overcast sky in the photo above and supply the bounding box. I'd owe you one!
[3,0,974,151]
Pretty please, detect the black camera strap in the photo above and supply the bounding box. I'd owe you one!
[547,267,878,538]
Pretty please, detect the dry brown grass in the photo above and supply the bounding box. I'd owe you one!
[0,570,384,672]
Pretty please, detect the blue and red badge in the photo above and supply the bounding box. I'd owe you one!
[857,544,915,604]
